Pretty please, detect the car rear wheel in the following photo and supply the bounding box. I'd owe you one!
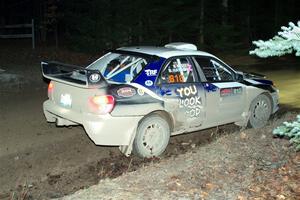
[248,94,272,129]
[133,114,170,158]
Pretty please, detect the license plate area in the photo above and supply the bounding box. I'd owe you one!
[60,93,72,108]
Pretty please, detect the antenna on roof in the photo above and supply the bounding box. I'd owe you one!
[164,42,197,51]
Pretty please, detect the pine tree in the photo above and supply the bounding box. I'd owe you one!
[250,21,300,57]
[250,21,300,150]
[273,115,300,151]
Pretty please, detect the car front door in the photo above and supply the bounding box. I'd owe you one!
[156,56,206,132]
[192,56,246,126]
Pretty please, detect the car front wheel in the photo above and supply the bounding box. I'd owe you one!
[133,114,170,158]
[248,94,272,129]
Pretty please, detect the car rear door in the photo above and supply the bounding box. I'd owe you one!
[156,56,206,131]
[192,56,246,126]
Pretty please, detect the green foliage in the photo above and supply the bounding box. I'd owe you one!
[250,21,300,57]
[273,115,300,151]
[250,21,300,150]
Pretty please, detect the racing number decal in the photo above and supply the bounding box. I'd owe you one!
[168,74,184,83]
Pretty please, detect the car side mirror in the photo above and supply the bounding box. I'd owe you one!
[235,72,244,81]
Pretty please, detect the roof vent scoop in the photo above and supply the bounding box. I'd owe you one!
[164,42,197,51]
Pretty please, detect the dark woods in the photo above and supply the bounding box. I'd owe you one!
[1,0,299,52]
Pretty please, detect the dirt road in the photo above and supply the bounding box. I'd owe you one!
[0,80,219,199]
[0,80,123,199]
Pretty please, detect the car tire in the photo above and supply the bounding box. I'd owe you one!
[133,114,170,158]
[248,94,272,129]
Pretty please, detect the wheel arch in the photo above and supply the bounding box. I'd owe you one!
[247,90,274,113]
[261,92,274,113]
[119,109,174,157]
[131,110,173,158]
[247,91,273,129]
[141,110,174,132]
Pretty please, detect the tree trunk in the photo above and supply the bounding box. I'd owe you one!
[247,1,252,45]
[0,1,5,25]
[54,23,58,48]
[40,2,47,43]
[168,32,173,43]
[138,17,143,44]
[199,0,204,45]
[274,0,280,29]
[222,0,228,25]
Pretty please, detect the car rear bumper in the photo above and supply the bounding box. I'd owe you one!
[43,100,142,146]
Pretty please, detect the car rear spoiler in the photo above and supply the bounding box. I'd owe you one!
[41,61,107,88]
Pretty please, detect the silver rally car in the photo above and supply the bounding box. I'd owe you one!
[42,43,279,158]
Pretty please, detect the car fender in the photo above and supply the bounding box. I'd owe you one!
[235,85,272,127]
[118,109,173,156]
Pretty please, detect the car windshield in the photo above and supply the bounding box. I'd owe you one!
[87,52,149,83]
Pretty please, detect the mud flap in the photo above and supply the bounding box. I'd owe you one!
[44,109,56,123]
[119,127,137,156]
[56,117,78,126]
[234,111,250,128]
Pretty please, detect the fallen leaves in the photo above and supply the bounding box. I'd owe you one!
[240,132,248,139]
[248,154,300,199]
[205,182,217,191]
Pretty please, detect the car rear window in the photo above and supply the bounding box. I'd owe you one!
[87,52,149,83]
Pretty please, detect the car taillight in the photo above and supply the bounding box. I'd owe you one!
[89,95,115,114]
[48,81,54,98]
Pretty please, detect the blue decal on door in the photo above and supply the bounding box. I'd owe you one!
[203,83,218,92]
[133,58,165,89]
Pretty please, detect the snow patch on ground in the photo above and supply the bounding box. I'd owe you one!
[0,69,46,95]
[0,73,20,82]
[0,71,29,91]
[0,73,24,83]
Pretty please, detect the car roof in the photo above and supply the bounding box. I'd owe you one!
[117,46,216,59]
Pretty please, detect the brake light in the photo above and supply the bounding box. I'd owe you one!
[48,82,54,98]
[89,95,115,114]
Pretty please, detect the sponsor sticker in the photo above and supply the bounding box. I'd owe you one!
[220,88,232,96]
[204,83,218,92]
[89,73,101,83]
[160,88,172,96]
[145,80,153,86]
[117,87,136,97]
[145,69,157,76]
[137,88,145,96]
[220,87,242,97]
[233,87,242,94]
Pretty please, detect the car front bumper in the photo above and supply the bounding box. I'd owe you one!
[43,100,142,146]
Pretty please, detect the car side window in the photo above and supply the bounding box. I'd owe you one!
[159,57,196,84]
[194,57,234,82]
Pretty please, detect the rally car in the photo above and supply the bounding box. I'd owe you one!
[41,42,279,158]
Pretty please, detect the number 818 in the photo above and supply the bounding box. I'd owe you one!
[169,74,184,83]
